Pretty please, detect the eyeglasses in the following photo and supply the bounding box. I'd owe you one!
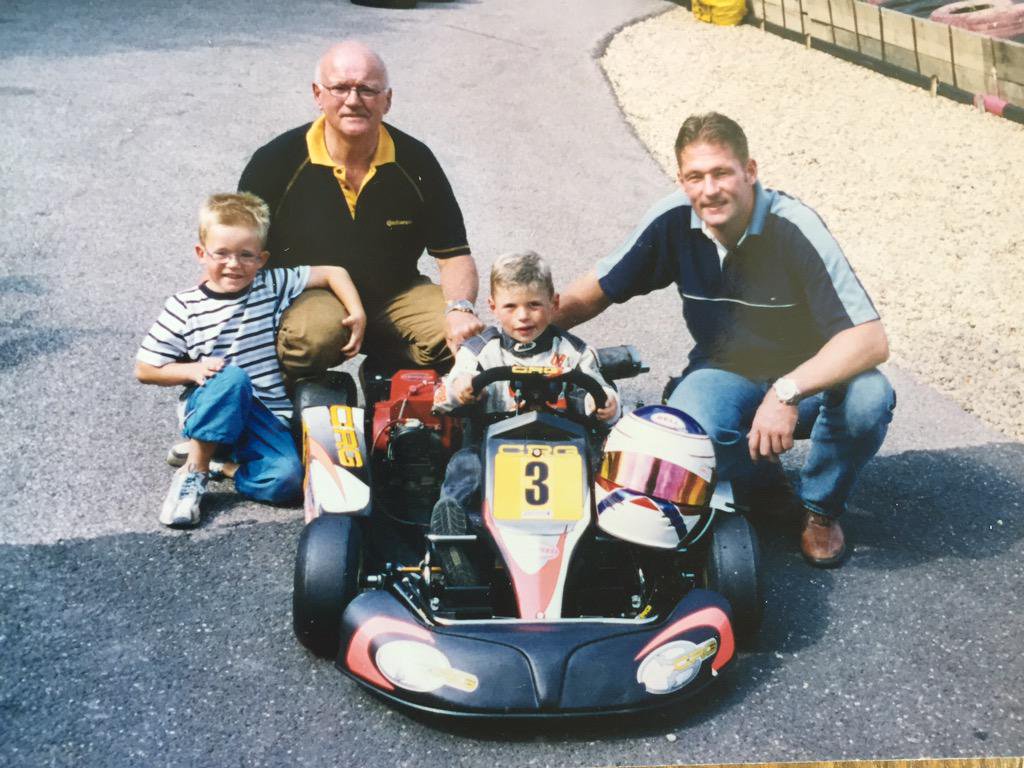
[202,247,263,265]
[317,81,386,101]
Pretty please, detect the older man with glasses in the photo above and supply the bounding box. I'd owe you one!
[238,40,483,381]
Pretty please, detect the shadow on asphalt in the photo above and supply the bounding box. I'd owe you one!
[826,442,1024,568]
[0,277,113,371]
[747,442,1024,657]
[3,443,1022,758]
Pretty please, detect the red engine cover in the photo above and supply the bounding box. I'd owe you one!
[371,369,460,453]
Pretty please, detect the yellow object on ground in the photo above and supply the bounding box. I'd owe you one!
[692,0,746,26]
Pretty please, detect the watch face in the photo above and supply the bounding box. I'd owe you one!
[775,379,799,403]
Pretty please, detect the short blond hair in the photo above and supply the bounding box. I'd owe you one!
[198,192,270,246]
[490,250,555,297]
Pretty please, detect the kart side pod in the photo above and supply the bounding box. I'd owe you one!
[301,401,372,523]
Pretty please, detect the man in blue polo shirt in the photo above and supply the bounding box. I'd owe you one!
[556,112,895,567]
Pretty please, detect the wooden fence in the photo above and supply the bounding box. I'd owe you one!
[747,0,1024,108]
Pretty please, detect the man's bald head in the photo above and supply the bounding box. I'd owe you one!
[314,41,390,89]
[312,40,393,145]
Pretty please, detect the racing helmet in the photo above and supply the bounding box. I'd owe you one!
[596,405,716,549]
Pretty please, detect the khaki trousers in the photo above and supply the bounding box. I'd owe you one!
[276,278,452,379]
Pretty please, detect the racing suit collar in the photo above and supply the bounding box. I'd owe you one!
[499,325,557,356]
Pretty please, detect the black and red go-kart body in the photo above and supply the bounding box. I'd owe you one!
[292,348,761,717]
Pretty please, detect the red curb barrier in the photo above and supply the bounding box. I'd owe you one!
[929,0,1024,39]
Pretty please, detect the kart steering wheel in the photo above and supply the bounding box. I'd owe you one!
[470,366,608,413]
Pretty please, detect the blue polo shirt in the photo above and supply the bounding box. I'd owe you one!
[596,183,878,380]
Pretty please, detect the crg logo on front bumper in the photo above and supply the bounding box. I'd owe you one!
[636,637,718,694]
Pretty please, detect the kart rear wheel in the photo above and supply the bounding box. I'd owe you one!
[293,513,362,658]
[706,512,763,642]
[430,498,479,587]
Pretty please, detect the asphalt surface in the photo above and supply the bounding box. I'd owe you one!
[1,0,1022,766]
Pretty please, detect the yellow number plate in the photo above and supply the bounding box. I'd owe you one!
[493,444,584,522]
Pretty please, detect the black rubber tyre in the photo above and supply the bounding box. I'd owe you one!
[705,512,763,641]
[429,499,479,586]
[293,514,362,658]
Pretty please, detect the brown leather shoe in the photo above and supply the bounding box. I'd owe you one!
[800,511,847,567]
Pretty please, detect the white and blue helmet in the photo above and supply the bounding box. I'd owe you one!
[596,405,716,549]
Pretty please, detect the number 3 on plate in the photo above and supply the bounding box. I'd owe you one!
[524,460,549,505]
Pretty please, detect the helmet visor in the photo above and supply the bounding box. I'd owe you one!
[599,451,713,507]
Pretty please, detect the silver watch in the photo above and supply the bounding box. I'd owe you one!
[444,299,476,315]
[773,377,802,406]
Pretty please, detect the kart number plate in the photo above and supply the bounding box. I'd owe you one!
[493,444,584,522]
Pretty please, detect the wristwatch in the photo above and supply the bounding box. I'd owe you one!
[444,299,476,315]
[773,377,802,406]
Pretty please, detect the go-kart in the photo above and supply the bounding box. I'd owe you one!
[291,347,762,717]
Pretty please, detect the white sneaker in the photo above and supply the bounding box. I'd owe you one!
[159,468,209,528]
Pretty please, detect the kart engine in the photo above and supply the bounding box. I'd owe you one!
[372,370,461,526]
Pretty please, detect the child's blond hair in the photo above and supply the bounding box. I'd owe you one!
[198,192,270,246]
[490,250,555,297]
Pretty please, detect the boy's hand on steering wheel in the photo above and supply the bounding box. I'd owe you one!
[452,374,484,405]
[593,392,618,422]
[585,391,618,422]
[340,311,366,358]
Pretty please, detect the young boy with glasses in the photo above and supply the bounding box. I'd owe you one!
[135,192,366,528]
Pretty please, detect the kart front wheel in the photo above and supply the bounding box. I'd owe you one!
[706,512,763,642]
[293,513,362,658]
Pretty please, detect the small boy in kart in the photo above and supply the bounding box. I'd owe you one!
[135,193,366,528]
[430,250,620,540]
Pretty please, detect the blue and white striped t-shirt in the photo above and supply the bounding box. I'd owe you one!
[136,266,310,423]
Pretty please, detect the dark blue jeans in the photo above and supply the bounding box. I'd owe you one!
[667,368,896,518]
[437,447,483,525]
[182,365,303,504]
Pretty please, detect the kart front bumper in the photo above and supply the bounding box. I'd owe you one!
[335,588,735,717]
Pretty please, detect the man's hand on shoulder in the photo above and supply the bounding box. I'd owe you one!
[437,256,483,355]
[444,309,485,356]
[748,391,798,462]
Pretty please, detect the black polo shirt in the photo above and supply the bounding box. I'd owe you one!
[597,183,879,380]
[238,119,470,311]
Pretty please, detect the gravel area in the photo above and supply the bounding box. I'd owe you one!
[601,7,1024,442]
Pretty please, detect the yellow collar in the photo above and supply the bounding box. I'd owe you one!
[306,115,395,171]
[306,116,395,217]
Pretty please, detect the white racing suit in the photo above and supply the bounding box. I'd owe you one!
[430,325,620,525]
[433,325,620,420]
